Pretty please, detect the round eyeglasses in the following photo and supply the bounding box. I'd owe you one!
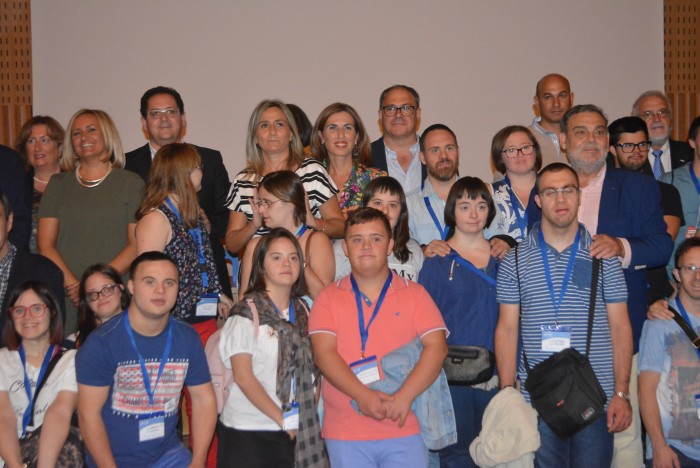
[86,284,119,302]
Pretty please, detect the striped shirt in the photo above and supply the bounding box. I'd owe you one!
[225,158,338,236]
[497,223,628,403]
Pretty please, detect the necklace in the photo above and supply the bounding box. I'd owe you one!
[33,175,49,185]
[75,164,112,188]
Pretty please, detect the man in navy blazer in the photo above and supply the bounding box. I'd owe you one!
[370,84,426,193]
[632,90,692,178]
[0,145,31,251]
[526,104,673,467]
[125,86,232,296]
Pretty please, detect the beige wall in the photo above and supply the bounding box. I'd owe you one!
[31,0,663,181]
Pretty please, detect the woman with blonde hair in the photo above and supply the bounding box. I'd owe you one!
[37,109,144,334]
[311,102,386,216]
[225,99,345,255]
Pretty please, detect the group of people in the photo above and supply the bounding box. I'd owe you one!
[0,74,697,468]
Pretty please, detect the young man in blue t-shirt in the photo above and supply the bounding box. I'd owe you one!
[76,252,217,467]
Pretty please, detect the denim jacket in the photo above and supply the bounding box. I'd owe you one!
[351,337,457,450]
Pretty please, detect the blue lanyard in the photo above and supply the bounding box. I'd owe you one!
[123,310,173,410]
[294,224,308,239]
[19,344,55,435]
[689,164,700,196]
[504,176,528,237]
[448,251,497,287]
[165,197,209,287]
[272,298,296,324]
[424,197,448,240]
[351,273,392,358]
[675,299,700,360]
[538,227,581,324]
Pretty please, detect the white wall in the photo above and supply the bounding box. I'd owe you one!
[31,0,664,181]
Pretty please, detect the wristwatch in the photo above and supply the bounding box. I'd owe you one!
[615,391,631,402]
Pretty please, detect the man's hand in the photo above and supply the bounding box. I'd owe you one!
[65,282,80,307]
[356,388,393,421]
[651,443,681,468]
[423,239,451,258]
[647,299,674,321]
[489,237,511,259]
[607,395,632,433]
[590,234,624,259]
[383,390,413,427]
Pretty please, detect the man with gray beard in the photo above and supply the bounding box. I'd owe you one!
[526,104,673,468]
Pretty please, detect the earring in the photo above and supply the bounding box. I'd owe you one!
[352,144,359,158]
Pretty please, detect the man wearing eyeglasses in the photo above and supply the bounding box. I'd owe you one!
[528,73,574,167]
[371,85,426,194]
[526,105,673,467]
[125,86,232,299]
[0,190,65,346]
[632,90,692,180]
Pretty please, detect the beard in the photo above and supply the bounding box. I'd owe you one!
[428,160,457,181]
[569,149,606,176]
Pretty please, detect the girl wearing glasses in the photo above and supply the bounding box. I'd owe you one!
[0,281,81,467]
[239,171,334,300]
[219,228,325,468]
[225,100,345,256]
[419,177,500,468]
[70,264,129,348]
[311,103,387,216]
[487,126,542,243]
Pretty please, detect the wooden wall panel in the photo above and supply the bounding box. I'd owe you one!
[0,0,32,148]
[665,0,700,140]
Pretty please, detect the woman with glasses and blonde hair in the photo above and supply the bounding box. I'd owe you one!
[0,281,81,467]
[37,109,144,334]
[239,171,334,299]
[486,125,542,243]
[225,100,345,256]
[15,116,65,253]
[311,102,386,216]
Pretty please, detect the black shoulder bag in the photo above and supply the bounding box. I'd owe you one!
[516,247,608,438]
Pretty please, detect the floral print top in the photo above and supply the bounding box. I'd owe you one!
[325,160,387,215]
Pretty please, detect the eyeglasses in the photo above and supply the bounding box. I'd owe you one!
[381,105,416,117]
[26,136,55,146]
[640,109,670,121]
[255,199,282,208]
[85,284,119,302]
[616,142,651,153]
[502,144,535,158]
[539,185,580,199]
[678,265,700,274]
[146,108,180,120]
[10,304,49,318]
[192,164,204,171]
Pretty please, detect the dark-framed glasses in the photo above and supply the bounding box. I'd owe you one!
[616,142,651,153]
[146,108,180,120]
[381,105,416,117]
[10,304,48,318]
[540,185,580,199]
[86,284,119,302]
[502,144,535,158]
[640,109,670,121]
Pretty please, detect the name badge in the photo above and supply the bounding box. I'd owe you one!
[349,355,380,385]
[695,394,700,419]
[164,398,178,414]
[541,325,572,352]
[687,227,697,239]
[139,416,165,442]
[196,294,218,317]
[282,402,300,430]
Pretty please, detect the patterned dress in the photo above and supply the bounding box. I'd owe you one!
[326,160,387,215]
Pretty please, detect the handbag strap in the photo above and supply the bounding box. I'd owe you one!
[27,349,66,428]
[516,244,601,372]
[668,305,700,350]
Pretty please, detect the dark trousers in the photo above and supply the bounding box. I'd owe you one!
[217,421,295,468]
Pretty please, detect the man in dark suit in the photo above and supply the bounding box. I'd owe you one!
[632,90,692,179]
[370,84,426,193]
[527,105,673,467]
[0,145,31,251]
[0,190,64,346]
[125,86,232,297]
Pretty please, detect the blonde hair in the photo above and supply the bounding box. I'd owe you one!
[62,109,125,171]
[245,100,304,178]
[137,143,202,228]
